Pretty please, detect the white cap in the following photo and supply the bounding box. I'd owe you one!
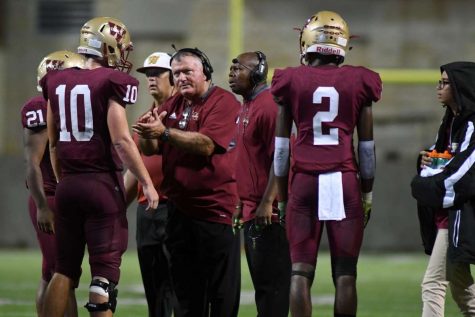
[136,52,172,73]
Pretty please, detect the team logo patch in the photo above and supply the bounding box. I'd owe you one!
[108,22,126,43]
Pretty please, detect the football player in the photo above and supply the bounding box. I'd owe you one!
[40,17,158,317]
[22,50,84,317]
[271,11,382,317]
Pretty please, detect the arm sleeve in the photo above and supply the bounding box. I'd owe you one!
[270,68,291,106]
[362,69,383,103]
[21,97,47,132]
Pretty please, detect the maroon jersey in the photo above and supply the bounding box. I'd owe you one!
[271,64,382,174]
[235,88,279,222]
[161,86,240,224]
[40,67,139,174]
[21,95,57,195]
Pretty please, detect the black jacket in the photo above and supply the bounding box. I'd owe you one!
[411,62,475,263]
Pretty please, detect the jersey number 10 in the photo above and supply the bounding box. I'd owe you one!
[55,84,137,142]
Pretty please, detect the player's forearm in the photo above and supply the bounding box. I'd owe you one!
[167,128,215,156]
[123,169,138,207]
[360,177,374,193]
[275,175,289,202]
[113,136,154,188]
[25,164,48,209]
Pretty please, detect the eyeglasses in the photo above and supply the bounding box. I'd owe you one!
[437,80,451,89]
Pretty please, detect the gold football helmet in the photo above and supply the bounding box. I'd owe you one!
[37,50,86,92]
[299,11,350,61]
[78,17,133,72]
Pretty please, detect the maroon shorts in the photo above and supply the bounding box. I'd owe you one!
[28,195,57,282]
[286,172,364,270]
[54,173,128,284]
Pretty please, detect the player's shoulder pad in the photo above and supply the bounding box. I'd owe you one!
[21,95,47,129]
[108,70,139,105]
[109,70,139,87]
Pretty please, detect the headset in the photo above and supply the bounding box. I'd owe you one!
[232,51,267,86]
[170,47,214,81]
[251,51,266,85]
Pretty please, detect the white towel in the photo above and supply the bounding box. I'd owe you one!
[317,172,346,221]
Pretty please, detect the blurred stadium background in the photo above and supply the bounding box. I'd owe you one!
[0,0,475,253]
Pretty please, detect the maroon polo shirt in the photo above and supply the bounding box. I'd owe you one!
[160,86,240,224]
[235,88,279,222]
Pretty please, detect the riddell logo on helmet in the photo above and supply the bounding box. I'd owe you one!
[316,46,343,55]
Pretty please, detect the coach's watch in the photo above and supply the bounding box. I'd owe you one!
[160,128,170,142]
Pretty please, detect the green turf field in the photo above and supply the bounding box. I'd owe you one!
[0,249,462,316]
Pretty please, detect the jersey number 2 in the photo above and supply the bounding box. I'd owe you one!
[313,87,339,145]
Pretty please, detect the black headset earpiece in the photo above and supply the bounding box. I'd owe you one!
[170,47,214,81]
[251,51,266,85]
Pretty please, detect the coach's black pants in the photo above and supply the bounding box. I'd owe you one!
[166,204,240,317]
[136,202,174,317]
[243,221,291,317]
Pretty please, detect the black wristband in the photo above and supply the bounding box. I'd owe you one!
[160,128,170,142]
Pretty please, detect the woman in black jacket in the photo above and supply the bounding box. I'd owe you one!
[412,62,475,316]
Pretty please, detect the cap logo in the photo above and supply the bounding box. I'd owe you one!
[148,55,160,65]
[108,22,126,43]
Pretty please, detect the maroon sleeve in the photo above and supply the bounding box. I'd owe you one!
[361,68,383,103]
[270,68,292,105]
[109,71,140,107]
[21,96,47,131]
[199,90,240,153]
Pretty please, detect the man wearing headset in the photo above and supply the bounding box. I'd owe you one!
[133,47,241,317]
[228,51,291,316]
